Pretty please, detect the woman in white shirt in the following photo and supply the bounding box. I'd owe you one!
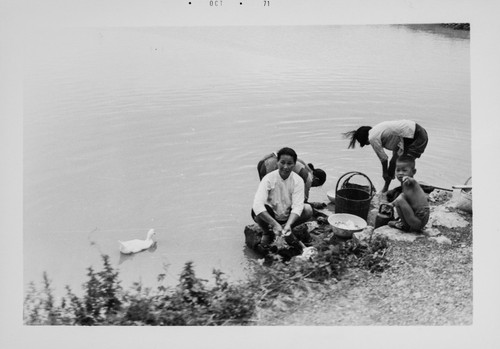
[256,152,326,202]
[343,120,428,192]
[252,147,313,247]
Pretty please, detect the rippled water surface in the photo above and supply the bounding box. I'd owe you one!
[24,25,470,294]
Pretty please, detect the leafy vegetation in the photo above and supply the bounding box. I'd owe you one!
[24,233,389,326]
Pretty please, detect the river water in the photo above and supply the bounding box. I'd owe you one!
[24,25,470,295]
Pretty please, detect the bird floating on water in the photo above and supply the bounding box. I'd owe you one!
[118,228,156,254]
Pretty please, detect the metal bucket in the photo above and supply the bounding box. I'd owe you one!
[335,171,375,220]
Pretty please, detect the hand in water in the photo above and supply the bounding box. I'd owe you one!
[272,224,283,236]
[282,225,292,236]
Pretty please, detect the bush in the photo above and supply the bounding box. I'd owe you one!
[23,232,390,325]
[243,229,390,312]
[24,258,256,326]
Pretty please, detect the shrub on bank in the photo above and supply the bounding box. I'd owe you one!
[24,235,389,326]
[24,258,256,326]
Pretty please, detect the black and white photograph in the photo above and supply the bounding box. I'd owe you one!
[1,0,499,348]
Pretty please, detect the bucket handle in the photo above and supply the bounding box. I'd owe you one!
[461,176,472,194]
[335,171,375,198]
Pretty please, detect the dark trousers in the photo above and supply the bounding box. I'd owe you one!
[403,123,428,159]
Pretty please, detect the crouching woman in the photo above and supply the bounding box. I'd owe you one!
[251,147,313,247]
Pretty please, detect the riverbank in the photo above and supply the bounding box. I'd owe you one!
[23,189,472,326]
[252,190,472,325]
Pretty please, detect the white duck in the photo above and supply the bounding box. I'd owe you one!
[118,229,156,254]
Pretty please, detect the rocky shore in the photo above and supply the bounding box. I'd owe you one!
[250,188,473,325]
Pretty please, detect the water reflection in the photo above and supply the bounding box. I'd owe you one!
[118,253,135,266]
[24,25,470,296]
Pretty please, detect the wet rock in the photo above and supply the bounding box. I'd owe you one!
[244,224,263,250]
[289,223,313,243]
[373,225,420,242]
[243,223,312,258]
[367,208,379,227]
[429,206,469,228]
[355,224,423,243]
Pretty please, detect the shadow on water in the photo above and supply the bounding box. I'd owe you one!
[395,24,470,40]
[148,241,158,253]
[118,253,134,265]
[117,242,158,265]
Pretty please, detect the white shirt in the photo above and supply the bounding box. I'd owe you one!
[252,170,305,222]
[369,120,416,162]
[261,154,313,200]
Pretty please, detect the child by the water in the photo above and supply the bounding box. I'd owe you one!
[387,155,430,232]
[343,120,428,192]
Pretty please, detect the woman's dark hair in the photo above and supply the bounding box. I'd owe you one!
[277,147,297,163]
[343,126,372,148]
[309,163,326,187]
